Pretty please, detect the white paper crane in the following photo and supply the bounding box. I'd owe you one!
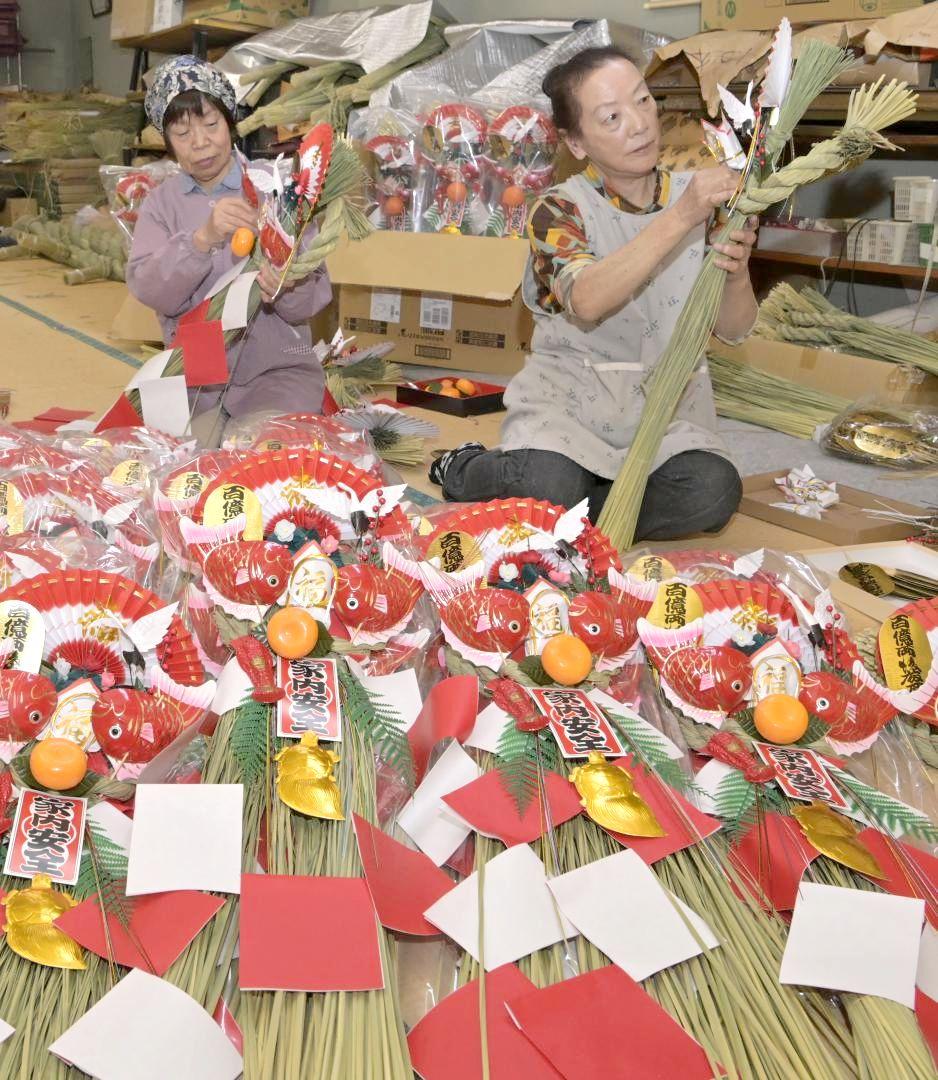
[759,18,793,126]
[717,81,756,136]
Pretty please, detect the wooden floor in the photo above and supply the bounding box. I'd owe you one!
[0,257,884,631]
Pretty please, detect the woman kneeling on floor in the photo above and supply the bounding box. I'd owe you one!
[128,56,332,446]
[430,45,758,539]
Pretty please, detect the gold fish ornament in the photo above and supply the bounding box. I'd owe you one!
[791,802,885,879]
[2,874,86,969]
[275,732,344,820]
[824,408,938,470]
[569,753,665,837]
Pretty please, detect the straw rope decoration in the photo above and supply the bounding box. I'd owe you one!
[597,56,918,551]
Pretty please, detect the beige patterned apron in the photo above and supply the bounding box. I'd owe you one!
[500,170,727,480]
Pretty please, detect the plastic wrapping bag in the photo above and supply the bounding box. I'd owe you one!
[99,160,179,248]
[821,400,938,472]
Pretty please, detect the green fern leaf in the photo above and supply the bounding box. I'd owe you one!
[338,662,414,790]
[74,814,135,921]
[712,769,759,841]
[827,766,938,843]
[603,707,693,794]
[229,701,272,787]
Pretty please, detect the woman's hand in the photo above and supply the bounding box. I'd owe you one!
[711,216,758,277]
[674,166,740,229]
[193,196,257,251]
[257,261,286,304]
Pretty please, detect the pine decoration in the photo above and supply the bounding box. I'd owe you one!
[828,765,938,843]
[229,701,272,786]
[337,662,414,789]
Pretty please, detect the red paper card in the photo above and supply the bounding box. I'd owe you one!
[35,408,93,423]
[917,989,938,1069]
[603,755,721,864]
[352,813,455,936]
[442,769,583,847]
[4,790,86,885]
[239,874,383,992]
[94,393,142,433]
[177,299,212,327]
[753,743,849,810]
[408,675,479,784]
[12,420,59,434]
[729,813,818,911]
[857,828,938,928]
[408,964,560,1080]
[526,687,624,758]
[506,964,715,1080]
[276,656,342,740]
[55,889,224,975]
[176,320,228,387]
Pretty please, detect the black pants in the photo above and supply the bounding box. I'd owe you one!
[440,448,742,540]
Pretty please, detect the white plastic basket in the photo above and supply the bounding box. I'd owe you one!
[893,177,938,224]
[843,219,915,265]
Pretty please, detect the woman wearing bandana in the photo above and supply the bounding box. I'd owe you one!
[430,47,759,538]
[128,56,332,445]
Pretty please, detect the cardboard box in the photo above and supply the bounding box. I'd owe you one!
[701,0,922,32]
[709,335,938,407]
[111,0,302,40]
[740,472,925,546]
[111,0,153,41]
[327,232,532,376]
[110,291,164,345]
[0,197,37,226]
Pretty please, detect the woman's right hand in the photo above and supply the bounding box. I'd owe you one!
[193,196,258,251]
[674,166,740,229]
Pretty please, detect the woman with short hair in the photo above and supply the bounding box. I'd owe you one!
[431,46,758,537]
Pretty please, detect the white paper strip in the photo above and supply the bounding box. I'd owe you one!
[206,256,249,299]
[465,702,510,754]
[587,689,684,761]
[127,348,173,390]
[221,270,258,331]
[138,375,191,437]
[917,924,938,1001]
[211,657,255,717]
[397,742,480,866]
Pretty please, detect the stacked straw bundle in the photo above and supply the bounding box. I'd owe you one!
[0,92,141,163]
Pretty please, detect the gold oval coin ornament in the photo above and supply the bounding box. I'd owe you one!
[426,530,483,575]
[569,753,665,837]
[107,459,151,491]
[839,562,893,598]
[878,611,931,693]
[166,471,207,503]
[0,480,24,537]
[646,580,703,631]
[2,874,86,969]
[203,483,264,541]
[275,732,344,820]
[627,554,677,583]
[790,802,884,879]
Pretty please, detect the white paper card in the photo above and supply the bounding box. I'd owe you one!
[587,690,684,761]
[547,850,718,982]
[688,759,736,816]
[0,1019,12,1046]
[917,924,938,1000]
[780,883,924,1008]
[87,801,133,857]
[419,293,453,331]
[221,270,258,331]
[127,348,173,391]
[352,666,422,732]
[397,742,480,866]
[138,376,191,438]
[126,784,243,896]
[465,702,510,755]
[423,844,577,971]
[206,255,249,299]
[211,657,255,717]
[49,969,242,1080]
[370,289,402,324]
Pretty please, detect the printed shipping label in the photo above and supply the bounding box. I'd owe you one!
[370,290,402,325]
[753,743,849,810]
[527,687,624,758]
[4,790,87,886]
[419,294,453,332]
[277,656,342,740]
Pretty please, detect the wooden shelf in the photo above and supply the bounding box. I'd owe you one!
[117,17,262,53]
[750,248,938,284]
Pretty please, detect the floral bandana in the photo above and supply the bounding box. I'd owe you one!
[144,55,237,134]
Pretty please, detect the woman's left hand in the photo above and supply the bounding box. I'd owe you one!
[711,216,758,277]
[257,262,291,304]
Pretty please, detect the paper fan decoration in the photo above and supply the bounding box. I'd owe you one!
[0,570,205,686]
[294,123,333,210]
[0,536,64,590]
[423,498,620,577]
[691,578,807,654]
[154,452,244,570]
[194,448,410,541]
[421,104,488,172]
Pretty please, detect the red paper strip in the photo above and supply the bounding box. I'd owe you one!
[858,828,938,928]
[526,687,624,758]
[239,873,383,992]
[442,769,583,847]
[55,889,224,975]
[352,813,455,936]
[12,420,60,434]
[35,408,93,423]
[175,320,228,388]
[321,386,340,416]
[95,393,142,433]
[408,675,479,784]
[729,812,818,911]
[212,996,243,1056]
[603,754,721,864]
[506,964,715,1080]
[916,988,938,1069]
[408,964,560,1080]
[176,299,212,327]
